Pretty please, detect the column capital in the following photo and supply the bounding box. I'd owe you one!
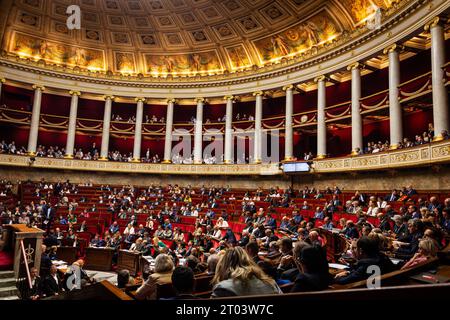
[0,78,5,84]
[194,97,205,103]
[134,97,146,103]
[383,43,403,55]
[313,75,326,83]
[32,84,45,91]
[103,95,115,101]
[424,16,446,31]
[347,62,364,71]
[166,98,177,104]
[282,84,294,91]
[224,95,235,101]
[252,91,264,97]
[69,90,81,96]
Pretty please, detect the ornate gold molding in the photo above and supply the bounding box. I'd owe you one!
[313,140,450,173]
[224,95,235,101]
[282,85,294,91]
[194,97,205,103]
[0,0,430,92]
[32,84,45,91]
[424,16,445,31]
[0,78,5,83]
[134,97,146,103]
[69,90,81,96]
[383,43,404,54]
[166,98,177,104]
[347,62,364,71]
[252,91,264,97]
[313,75,326,83]
[103,95,115,101]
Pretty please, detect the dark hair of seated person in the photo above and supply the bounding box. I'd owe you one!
[357,236,379,257]
[291,245,331,293]
[245,241,259,256]
[185,255,199,271]
[117,269,130,289]
[171,266,195,297]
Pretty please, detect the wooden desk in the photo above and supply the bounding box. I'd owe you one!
[56,246,77,265]
[5,224,45,279]
[117,250,141,276]
[84,247,115,271]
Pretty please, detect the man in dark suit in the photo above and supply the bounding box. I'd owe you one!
[385,189,399,202]
[40,245,52,278]
[334,237,396,285]
[42,203,56,231]
[222,228,237,246]
[355,192,366,205]
[237,230,250,247]
[395,219,423,259]
[17,267,42,300]
[42,265,62,297]
[341,220,359,239]
[264,213,277,230]
[377,213,391,232]
[405,185,417,197]
[108,221,120,234]
[163,266,197,300]
[245,241,260,265]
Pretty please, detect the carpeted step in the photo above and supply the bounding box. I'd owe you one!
[0,271,14,279]
[0,295,19,300]
[0,277,16,288]
[0,286,18,298]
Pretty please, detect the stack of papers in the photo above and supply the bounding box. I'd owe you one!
[329,263,349,270]
[52,260,67,266]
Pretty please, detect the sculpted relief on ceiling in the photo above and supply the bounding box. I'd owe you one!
[1,0,401,78]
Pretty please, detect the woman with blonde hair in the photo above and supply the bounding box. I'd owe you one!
[211,246,281,297]
[400,238,437,270]
[135,253,174,300]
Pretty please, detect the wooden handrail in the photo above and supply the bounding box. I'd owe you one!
[330,256,439,290]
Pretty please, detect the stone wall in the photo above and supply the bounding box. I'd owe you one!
[292,165,450,191]
[0,166,291,189]
[1,164,450,191]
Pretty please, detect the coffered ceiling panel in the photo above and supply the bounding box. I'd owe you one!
[2,0,403,76]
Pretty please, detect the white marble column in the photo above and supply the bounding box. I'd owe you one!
[383,44,403,149]
[253,91,263,164]
[132,97,145,162]
[27,85,45,155]
[193,98,204,164]
[314,76,327,159]
[348,63,363,155]
[426,17,449,141]
[100,95,114,160]
[283,85,294,161]
[224,95,234,164]
[65,90,80,158]
[162,98,175,163]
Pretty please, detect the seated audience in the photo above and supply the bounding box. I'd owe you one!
[211,246,282,297]
[291,243,331,292]
[135,253,174,300]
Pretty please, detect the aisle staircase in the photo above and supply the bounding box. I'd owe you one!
[0,270,19,300]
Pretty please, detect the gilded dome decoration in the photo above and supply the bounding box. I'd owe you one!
[0,0,406,79]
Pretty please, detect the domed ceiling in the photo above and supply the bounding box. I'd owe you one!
[1,0,399,77]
